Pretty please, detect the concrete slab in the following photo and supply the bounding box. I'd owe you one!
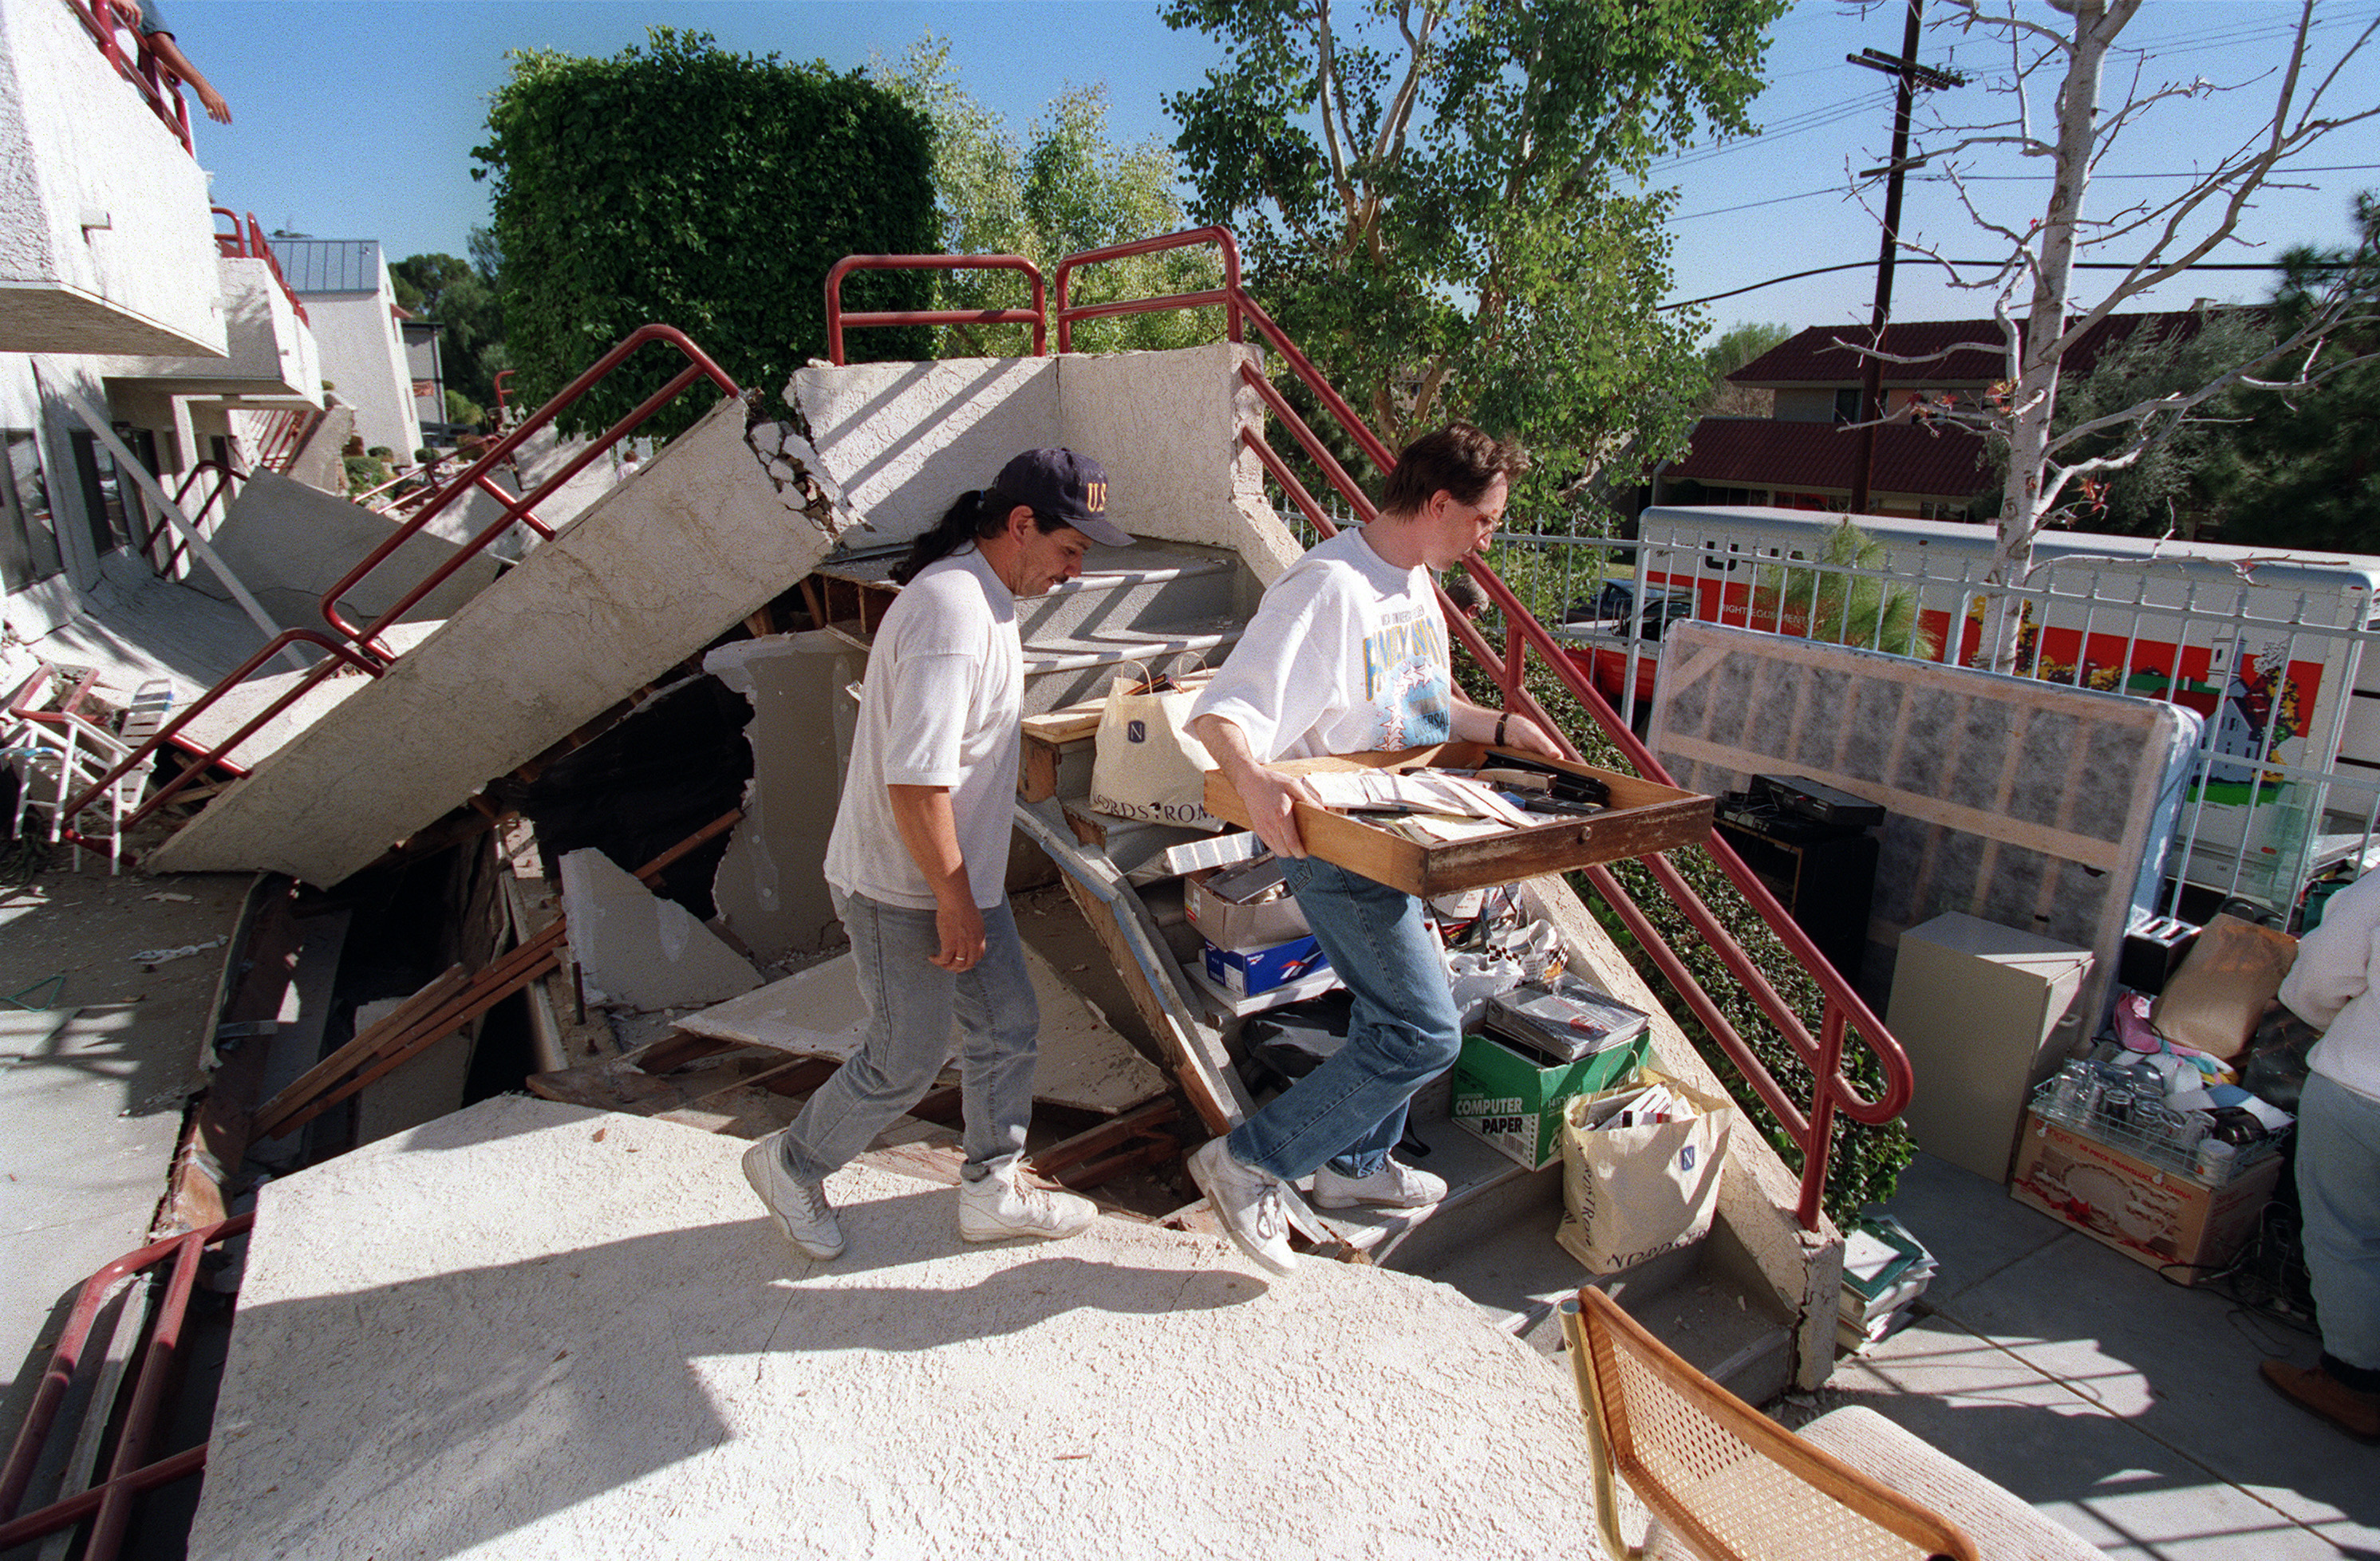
[151,397,854,887]
[180,471,499,632]
[0,869,251,1434]
[190,1095,1598,1561]
[558,849,760,1013]
[174,623,442,773]
[19,560,294,708]
[677,944,1169,1115]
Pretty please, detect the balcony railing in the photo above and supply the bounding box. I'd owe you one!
[70,0,191,154]
[211,209,310,325]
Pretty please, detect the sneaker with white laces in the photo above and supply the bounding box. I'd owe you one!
[742,1133,843,1259]
[1310,1157,1449,1210]
[1187,1137,1296,1275]
[958,1163,1097,1243]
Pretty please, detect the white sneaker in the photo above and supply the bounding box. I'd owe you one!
[959,1163,1097,1243]
[1311,1157,1448,1210]
[1187,1138,1296,1275]
[742,1133,844,1259]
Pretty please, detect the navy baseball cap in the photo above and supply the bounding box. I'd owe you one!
[995,448,1133,547]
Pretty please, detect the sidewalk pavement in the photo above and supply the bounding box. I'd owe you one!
[1798,1151,2377,1560]
[1,865,251,1437]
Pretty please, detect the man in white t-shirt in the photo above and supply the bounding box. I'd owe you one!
[743,449,1132,1260]
[1184,424,1561,1274]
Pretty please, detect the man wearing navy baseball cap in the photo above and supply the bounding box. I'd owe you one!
[742,449,1131,1259]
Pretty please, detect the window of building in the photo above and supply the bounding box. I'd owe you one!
[0,429,64,592]
[66,428,156,561]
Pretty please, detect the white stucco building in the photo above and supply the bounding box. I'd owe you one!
[268,238,423,459]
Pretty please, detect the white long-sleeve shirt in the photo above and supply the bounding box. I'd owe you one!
[2278,870,2380,1103]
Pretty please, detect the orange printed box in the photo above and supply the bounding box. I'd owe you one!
[2008,1110,2281,1283]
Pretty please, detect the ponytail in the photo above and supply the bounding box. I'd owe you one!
[894,488,999,585]
[890,485,1064,584]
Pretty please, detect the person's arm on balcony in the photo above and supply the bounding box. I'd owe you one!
[132,3,231,124]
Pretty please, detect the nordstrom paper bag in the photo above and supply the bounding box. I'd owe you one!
[1556,1069,1733,1275]
[1091,662,1225,831]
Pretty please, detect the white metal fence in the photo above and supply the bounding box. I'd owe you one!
[1468,507,2380,924]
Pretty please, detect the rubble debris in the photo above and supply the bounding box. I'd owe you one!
[558,849,760,1013]
[676,944,1168,1115]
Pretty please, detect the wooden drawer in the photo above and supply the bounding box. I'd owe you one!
[1203,742,1713,897]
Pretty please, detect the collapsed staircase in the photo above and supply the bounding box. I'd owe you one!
[124,325,1840,1396]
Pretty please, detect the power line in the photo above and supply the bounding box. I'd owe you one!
[1664,256,2330,312]
[1673,163,2380,223]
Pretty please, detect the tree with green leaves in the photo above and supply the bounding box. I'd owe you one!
[2212,192,2380,553]
[472,28,936,438]
[880,37,1224,358]
[393,238,507,424]
[1699,321,1793,417]
[1162,0,1786,514]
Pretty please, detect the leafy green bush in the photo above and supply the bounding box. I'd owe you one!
[474,29,936,438]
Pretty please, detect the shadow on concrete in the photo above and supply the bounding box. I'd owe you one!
[193,1184,1267,1561]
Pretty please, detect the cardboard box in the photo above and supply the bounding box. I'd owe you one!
[1200,933,1332,999]
[1203,741,1713,898]
[1449,1029,1652,1170]
[2008,1109,2283,1282]
[1186,868,1310,950]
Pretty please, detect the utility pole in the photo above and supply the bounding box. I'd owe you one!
[1846,0,1963,514]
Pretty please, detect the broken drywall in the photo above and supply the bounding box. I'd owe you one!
[186,471,500,630]
[704,632,864,962]
[677,944,1169,1115]
[188,1095,1597,1561]
[558,849,759,1012]
[151,396,856,886]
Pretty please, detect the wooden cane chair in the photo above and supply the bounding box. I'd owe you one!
[1561,1287,1979,1561]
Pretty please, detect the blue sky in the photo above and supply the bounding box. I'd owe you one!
[176,1,2380,339]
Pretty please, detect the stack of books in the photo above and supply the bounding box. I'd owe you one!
[1837,1213,1936,1352]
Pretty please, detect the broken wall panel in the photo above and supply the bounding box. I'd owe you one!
[558,848,760,1013]
[791,343,1297,577]
[703,632,864,962]
[792,355,1059,548]
[1648,622,2198,1029]
[149,398,852,886]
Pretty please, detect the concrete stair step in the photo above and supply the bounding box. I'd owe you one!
[1015,545,1241,643]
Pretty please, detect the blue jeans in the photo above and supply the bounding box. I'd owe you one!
[780,889,1040,1184]
[2297,1069,2380,1377]
[1227,857,1462,1181]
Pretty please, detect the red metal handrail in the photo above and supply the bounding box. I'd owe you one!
[147,459,243,577]
[0,1213,252,1557]
[210,211,310,325]
[63,325,740,834]
[828,233,1917,1227]
[825,254,1046,363]
[247,407,323,475]
[1052,227,1242,352]
[314,324,739,657]
[71,0,191,154]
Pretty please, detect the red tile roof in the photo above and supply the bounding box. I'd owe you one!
[1664,417,1994,501]
[1730,310,2214,388]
